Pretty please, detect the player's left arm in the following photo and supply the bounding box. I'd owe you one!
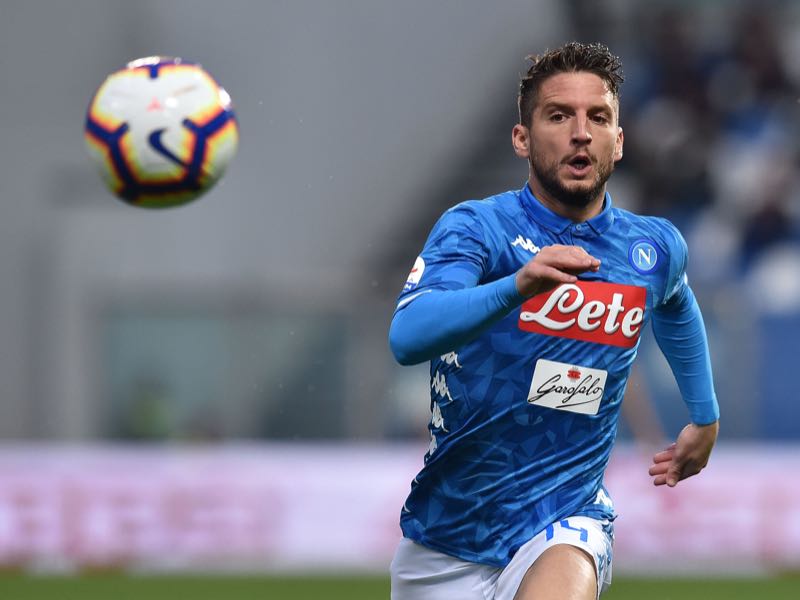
[648,221,719,487]
[648,421,718,487]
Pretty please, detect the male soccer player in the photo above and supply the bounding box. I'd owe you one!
[388,42,719,600]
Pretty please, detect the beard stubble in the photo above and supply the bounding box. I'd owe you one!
[530,151,614,209]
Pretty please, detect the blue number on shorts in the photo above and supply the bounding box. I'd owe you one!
[545,519,589,542]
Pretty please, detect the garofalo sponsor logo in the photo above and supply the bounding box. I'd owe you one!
[527,359,607,415]
[518,281,647,348]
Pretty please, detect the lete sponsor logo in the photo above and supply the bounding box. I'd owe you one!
[519,281,646,348]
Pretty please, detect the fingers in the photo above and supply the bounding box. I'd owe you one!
[516,245,601,298]
[648,439,712,487]
[650,423,717,488]
[651,443,677,465]
[665,465,683,488]
[532,264,581,284]
[537,245,601,273]
[648,460,671,486]
[652,452,673,464]
[648,443,677,487]
[651,473,671,487]
[649,463,680,487]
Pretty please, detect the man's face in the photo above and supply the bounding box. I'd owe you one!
[513,71,624,210]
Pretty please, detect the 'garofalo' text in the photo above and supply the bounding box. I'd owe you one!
[519,281,647,348]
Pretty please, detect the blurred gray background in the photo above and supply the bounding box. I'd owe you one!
[0,0,797,444]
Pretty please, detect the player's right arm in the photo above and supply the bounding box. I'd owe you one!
[390,273,520,365]
[388,206,600,365]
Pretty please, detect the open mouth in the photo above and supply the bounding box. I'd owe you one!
[566,155,592,176]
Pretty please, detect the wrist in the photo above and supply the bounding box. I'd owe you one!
[514,268,537,298]
[507,272,529,304]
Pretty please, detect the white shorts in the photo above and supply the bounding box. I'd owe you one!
[390,516,613,600]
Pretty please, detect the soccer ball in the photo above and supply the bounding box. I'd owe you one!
[85,56,238,208]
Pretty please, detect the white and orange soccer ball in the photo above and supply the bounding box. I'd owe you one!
[85,56,238,208]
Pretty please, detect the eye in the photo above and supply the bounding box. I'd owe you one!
[549,113,567,123]
[591,114,610,124]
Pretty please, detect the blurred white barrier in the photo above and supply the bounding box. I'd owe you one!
[607,444,800,575]
[0,443,797,575]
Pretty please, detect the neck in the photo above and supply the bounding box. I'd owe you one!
[527,178,605,223]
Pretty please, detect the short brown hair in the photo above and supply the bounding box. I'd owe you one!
[518,42,623,127]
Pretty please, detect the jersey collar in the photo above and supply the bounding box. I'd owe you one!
[520,183,615,235]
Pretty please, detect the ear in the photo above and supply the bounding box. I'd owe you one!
[614,126,624,162]
[512,124,531,159]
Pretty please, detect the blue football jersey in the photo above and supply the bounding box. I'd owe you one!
[393,184,699,567]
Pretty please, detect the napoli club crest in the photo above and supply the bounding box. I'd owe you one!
[628,239,658,274]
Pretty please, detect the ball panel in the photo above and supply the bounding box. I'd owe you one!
[84,130,125,194]
[88,69,152,131]
[119,125,194,183]
[134,189,206,209]
[203,118,239,182]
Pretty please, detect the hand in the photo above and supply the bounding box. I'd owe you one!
[515,245,601,298]
[648,421,719,487]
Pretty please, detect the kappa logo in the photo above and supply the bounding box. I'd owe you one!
[594,488,613,508]
[519,281,647,348]
[440,352,462,368]
[511,235,541,254]
[431,371,453,402]
[431,401,447,431]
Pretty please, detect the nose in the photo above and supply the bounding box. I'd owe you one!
[571,117,592,145]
